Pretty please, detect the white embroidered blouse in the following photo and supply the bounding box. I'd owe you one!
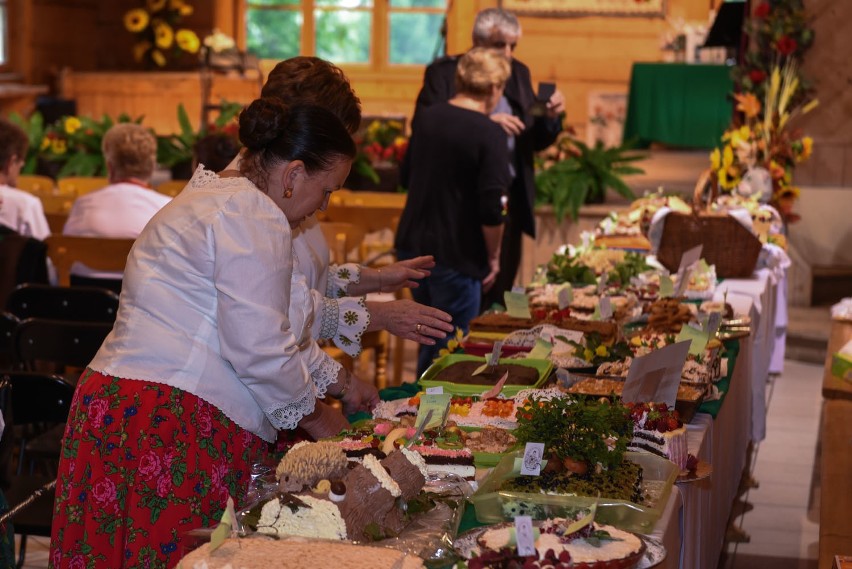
[88,167,341,443]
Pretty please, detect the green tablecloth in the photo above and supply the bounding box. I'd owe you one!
[623,63,734,149]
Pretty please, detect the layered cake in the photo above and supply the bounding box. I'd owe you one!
[469,312,617,340]
[177,537,425,569]
[470,518,645,569]
[625,402,689,470]
[433,361,540,386]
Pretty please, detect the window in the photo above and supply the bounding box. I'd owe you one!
[244,0,447,68]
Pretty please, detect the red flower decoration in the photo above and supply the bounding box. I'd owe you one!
[776,35,798,55]
[754,2,771,18]
[749,69,767,84]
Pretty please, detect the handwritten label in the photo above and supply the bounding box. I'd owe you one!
[660,274,674,298]
[521,442,545,476]
[514,516,536,557]
[557,284,574,310]
[622,341,690,407]
[415,394,450,430]
[527,338,553,360]
[481,371,510,399]
[504,291,532,319]
[599,296,613,320]
[511,285,526,294]
[676,323,710,356]
[425,386,444,395]
[679,245,704,272]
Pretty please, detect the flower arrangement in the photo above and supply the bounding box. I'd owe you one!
[350,119,409,185]
[710,61,817,222]
[10,112,144,177]
[156,100,243,171]
[733,0,814,100]
[124,0,200,68]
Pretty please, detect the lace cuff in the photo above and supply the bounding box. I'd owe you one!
[319,297,340,340]
[310,353,344,400]
[264,385,317,431]
[331,297,370,358]
[326,263,362,299]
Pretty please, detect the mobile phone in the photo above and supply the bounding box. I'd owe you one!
[531,82,556,116]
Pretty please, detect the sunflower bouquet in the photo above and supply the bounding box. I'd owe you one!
[124,0,200,68]
[710,61,817,222]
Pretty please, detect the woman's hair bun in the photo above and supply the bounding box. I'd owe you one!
[239,97,289,151]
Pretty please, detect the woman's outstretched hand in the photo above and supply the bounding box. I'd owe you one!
[341,373,380,416]
[375,256,436,292]
[367,299,453,344]
[299,400,350,440]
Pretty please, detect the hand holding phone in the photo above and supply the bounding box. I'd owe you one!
[531,82,557,117]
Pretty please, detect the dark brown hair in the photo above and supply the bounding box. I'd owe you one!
[238,99,356,192]
[261,56,362,135]
[0,119,29,172]
[194,133,241,173]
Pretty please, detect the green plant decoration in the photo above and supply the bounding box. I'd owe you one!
[156,100,243,169]
[8,111,47,174]
[535,138,645,222]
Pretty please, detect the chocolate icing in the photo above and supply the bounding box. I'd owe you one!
[433,361,539,386]
[337,464,396,541]
[380,451,425,500]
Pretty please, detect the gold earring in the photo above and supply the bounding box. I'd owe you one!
[283,187,293,198]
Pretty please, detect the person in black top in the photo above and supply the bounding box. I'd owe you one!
[396,47,512,376]
[407,8,565,310]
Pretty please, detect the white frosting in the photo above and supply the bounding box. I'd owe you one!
[400,447,429,479]
[256,495,347,540]
[362,454,402,497]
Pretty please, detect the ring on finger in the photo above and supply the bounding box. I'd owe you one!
[416,323,423,334]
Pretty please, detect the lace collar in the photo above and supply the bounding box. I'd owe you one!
[186,165,257,192]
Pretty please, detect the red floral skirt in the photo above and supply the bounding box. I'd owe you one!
[49,370,268,569]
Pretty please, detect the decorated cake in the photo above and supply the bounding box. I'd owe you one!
[433,361,540,386]
[625,402,689,470]
[469,517,646,569]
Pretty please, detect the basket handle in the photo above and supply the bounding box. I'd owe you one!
[692,169,719,213]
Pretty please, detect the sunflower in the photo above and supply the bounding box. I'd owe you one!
[147,0,167,11]
[154,21,174,49]
[799,136,813,161]
[151,49,167,67]
[40,137,51,151]
[133,41,153,63]
[124,9,149,33]
[170,0,194,16]
[51,139,68,155]
[64,117,82,135]
[176,29,200,54]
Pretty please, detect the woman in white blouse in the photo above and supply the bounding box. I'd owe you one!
[50,99,377,569]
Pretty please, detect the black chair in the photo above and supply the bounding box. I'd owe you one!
[15,318,113,373]
[1,372,74,568]
[6,283,120,323]
[0,312,19,368]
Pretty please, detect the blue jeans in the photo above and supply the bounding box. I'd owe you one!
[398,252,481,378]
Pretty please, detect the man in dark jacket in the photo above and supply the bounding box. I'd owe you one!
[406,8,565,309]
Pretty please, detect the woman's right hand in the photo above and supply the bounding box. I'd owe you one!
[298,400,349,440]
[366,299,454,344]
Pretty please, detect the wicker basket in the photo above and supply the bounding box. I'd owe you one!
[656,170,762,279]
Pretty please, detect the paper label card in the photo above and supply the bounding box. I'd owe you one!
[514,515,536,557]
[678,245,704,272]
[599,296,613,320]
[489,341,504,366]
[511,285,526,294]
[425,386,444,395]
[504,291,532,319]
[521,442,545,476]
[660,274,674,298]
[527,338,553,360]
[622,340,690,407]
[677,323,710,356]
[706,312,722,337]
[481,371,510,399]
[557,284,574,310]
[415,394,451,430]
[597,275,607,294]
[697,258,711,275]
[209,496,236,552]
[675,267,694,297]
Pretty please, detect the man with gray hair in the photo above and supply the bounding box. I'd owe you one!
[407,7,565,309]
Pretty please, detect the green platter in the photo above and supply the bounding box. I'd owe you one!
[419,353,553,398]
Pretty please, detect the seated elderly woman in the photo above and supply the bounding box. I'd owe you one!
[62,123,171,291]
[0,118,50,240]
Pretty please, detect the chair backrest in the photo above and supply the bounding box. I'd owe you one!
[0,228,49,310]
[155,179,189,197]
[0,376,11,487]
[15,318,112,370]
[0,311,20,367]
[45,235,135,287]
[323,202,403,235]
[16,175,56,196]
[1,371,74,428]
[57,176,108,197]
[318,221,368,265]
[6,284,120,323]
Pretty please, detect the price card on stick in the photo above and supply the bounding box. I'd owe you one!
[557,284,573,310]
[425,386,444,395]
[504,291,532,319]
[706,311,723,337]
[415,394,451,431]
[622,341,691,408]
[514,515,537,557]
[520,442,545,476]
[675,245,703,297]
[473,341,503,375]
[659,274,675,298]
[599,296,613,320]
[526,337,553,360]
[596,275,607,295]
[676,323,711,356]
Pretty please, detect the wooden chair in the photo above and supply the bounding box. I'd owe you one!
[57,176,108,197]
[38,194,75,215]
[45,235,135,287]
[156,179,189,197]
[318,221,368,265]
[6,283,120,323]
[0,311,19,368]
[15,175,56,195]
[15,318,113,373]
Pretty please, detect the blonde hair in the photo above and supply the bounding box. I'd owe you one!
[455,47,511,98]
[102,123,157,181]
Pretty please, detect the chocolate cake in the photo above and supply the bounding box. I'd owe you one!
[434,361,539,386]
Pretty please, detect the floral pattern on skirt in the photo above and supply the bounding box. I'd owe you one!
[50,369,268,569]
[0,489,14,568]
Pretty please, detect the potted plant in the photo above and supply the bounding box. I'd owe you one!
[346,118,408,192]
[535,135,645,222]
